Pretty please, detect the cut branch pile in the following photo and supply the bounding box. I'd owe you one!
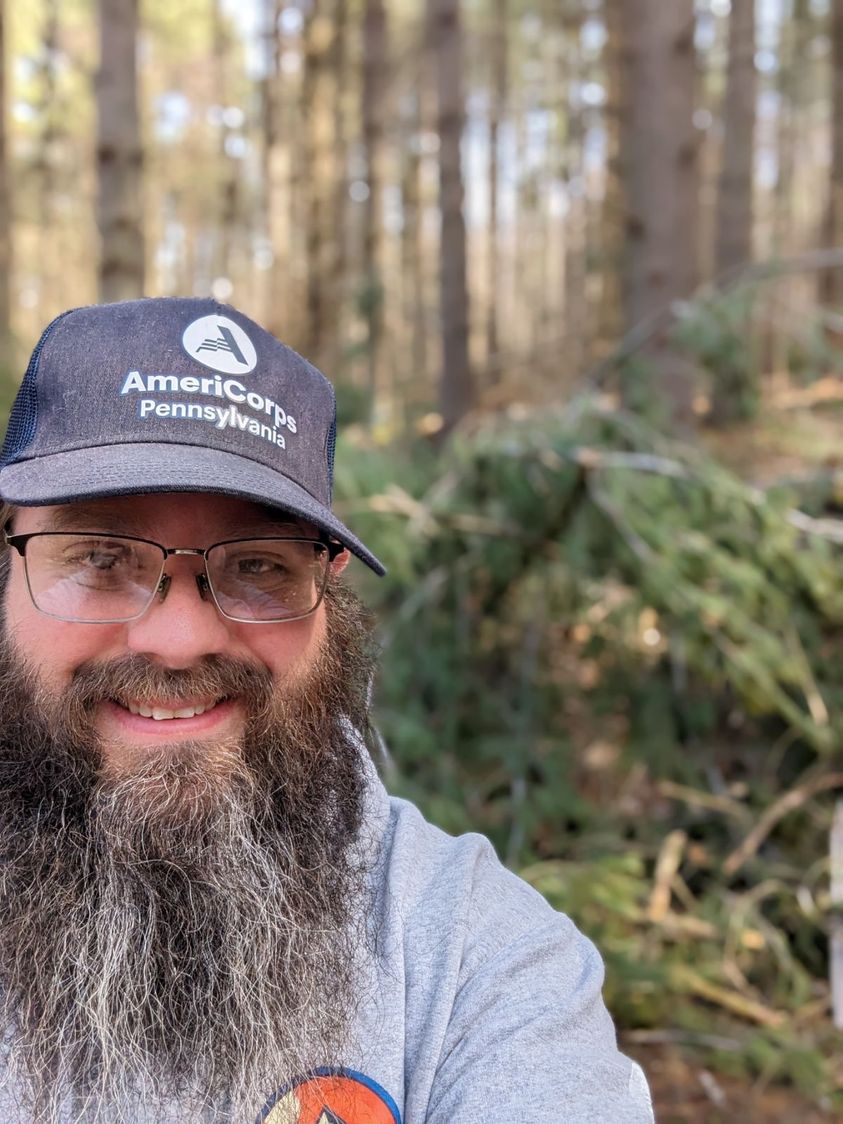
[335,398,843,1106]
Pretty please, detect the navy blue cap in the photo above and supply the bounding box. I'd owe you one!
[0,298,385,575]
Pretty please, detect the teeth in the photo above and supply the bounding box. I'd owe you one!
[126,701,216,720]
[175,705,205,718]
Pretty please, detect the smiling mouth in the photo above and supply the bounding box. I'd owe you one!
[117,698,228,721]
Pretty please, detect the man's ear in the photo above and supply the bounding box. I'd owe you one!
[330,547,351,576]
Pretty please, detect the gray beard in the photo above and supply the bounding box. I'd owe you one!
[0,583,378,1123]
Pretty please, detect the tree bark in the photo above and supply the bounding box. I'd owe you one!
[773,0,812,255]
[562,7,588,384]
[616,0,699,429]
[715,0,756,277]
[362,0,387,413]
[259,0,288,334]
[34,0,60,309]
[0,0,11,370]
[429,0,472,433]
[399,86,427,399]
[598,0,625,349]
[301,0,339,366]
[708,0,757,426]
[485,0,507,372]
[96,0,145,302]
[211,0,239,289]
[823,0,843,307]
[329,0,349,368]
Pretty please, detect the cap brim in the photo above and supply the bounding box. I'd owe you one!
[0,443,386,576]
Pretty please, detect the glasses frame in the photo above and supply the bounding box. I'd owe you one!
[3,529,345,625]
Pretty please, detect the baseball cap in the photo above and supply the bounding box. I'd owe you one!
[0,297,385,575]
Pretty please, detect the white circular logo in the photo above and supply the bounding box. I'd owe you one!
[182,315,258,375]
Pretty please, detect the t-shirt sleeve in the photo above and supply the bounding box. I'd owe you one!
[422,840,655,1123]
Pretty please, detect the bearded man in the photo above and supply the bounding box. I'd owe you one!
[0,299,653,1123]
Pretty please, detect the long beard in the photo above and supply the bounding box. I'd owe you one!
[0,582,378,1123]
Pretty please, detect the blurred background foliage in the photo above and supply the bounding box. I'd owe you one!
[336,390,843,1114]
[1,0,843,1116]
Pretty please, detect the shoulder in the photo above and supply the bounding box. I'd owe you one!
[368,794,654,1122]
[378,794,605,1013]
[377,795,568,951]
[379,794,584,941]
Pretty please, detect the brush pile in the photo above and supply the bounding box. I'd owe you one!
[335,398,843,1109]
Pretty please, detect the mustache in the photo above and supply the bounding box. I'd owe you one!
[66,652,275,710]
[53,653,279,760]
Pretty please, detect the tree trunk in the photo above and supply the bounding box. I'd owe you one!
[598,0,625,350]
[429,0,472,433]
[773,0,812,255]
[616,0,699,429]
[823,0,843,307]
[0,0,11,372]
[211,0,239,290]
[562,7,588,384]
[399,86,427,402]
[301,0,339,366]
[34,0,59,310]
[708,0,756,427]
[715,0,756,277]
[329,0,349,376]
[96,0,145,302]
[361,0,387,415]
[485,0,507,374]
[259,0,287,334]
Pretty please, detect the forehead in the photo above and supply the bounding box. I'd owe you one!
[13,493,311,538]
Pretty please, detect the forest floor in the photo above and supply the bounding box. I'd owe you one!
[701,378,842,483]
[626,1041,834,1122]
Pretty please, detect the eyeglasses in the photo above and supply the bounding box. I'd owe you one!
[3,530,345,624]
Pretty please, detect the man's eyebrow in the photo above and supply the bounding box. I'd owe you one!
[44,504,315,538]
[46,505,142,533]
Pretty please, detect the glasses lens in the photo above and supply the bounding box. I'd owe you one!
[206,538,329,622]
[23,534,164,623]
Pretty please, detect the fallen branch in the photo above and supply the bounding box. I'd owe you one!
[658,780,751,822]
[644,911,720,941]
[724,771,843,878]
[649,830,688,922]
[831,801,843,1030]
[585,246,843,389]
[624,1028,743,1052]
[574,445,843,544]
[669,965,786,1028]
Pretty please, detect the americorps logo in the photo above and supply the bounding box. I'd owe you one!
[122,312,295,449]
[182,314,258,375]
[255,1068,401,1124]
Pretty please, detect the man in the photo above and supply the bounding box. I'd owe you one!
[0,299,653,1123]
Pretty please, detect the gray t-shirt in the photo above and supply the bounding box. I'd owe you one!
[0,757,655,1123]
[337,761,655,1124]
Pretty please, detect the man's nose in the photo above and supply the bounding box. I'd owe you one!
[124,563,232,669]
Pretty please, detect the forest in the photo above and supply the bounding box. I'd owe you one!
[1,0,842,1118]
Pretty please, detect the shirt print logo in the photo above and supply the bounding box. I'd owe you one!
[255,1068,401,1124]
[182,314,258,375]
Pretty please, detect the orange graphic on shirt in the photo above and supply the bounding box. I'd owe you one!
[258,1070,400,1124]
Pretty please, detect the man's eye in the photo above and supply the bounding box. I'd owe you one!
[56,540,150,581]
[83,550,125,570]
[64,545,130,570]
[235,555,287,576]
